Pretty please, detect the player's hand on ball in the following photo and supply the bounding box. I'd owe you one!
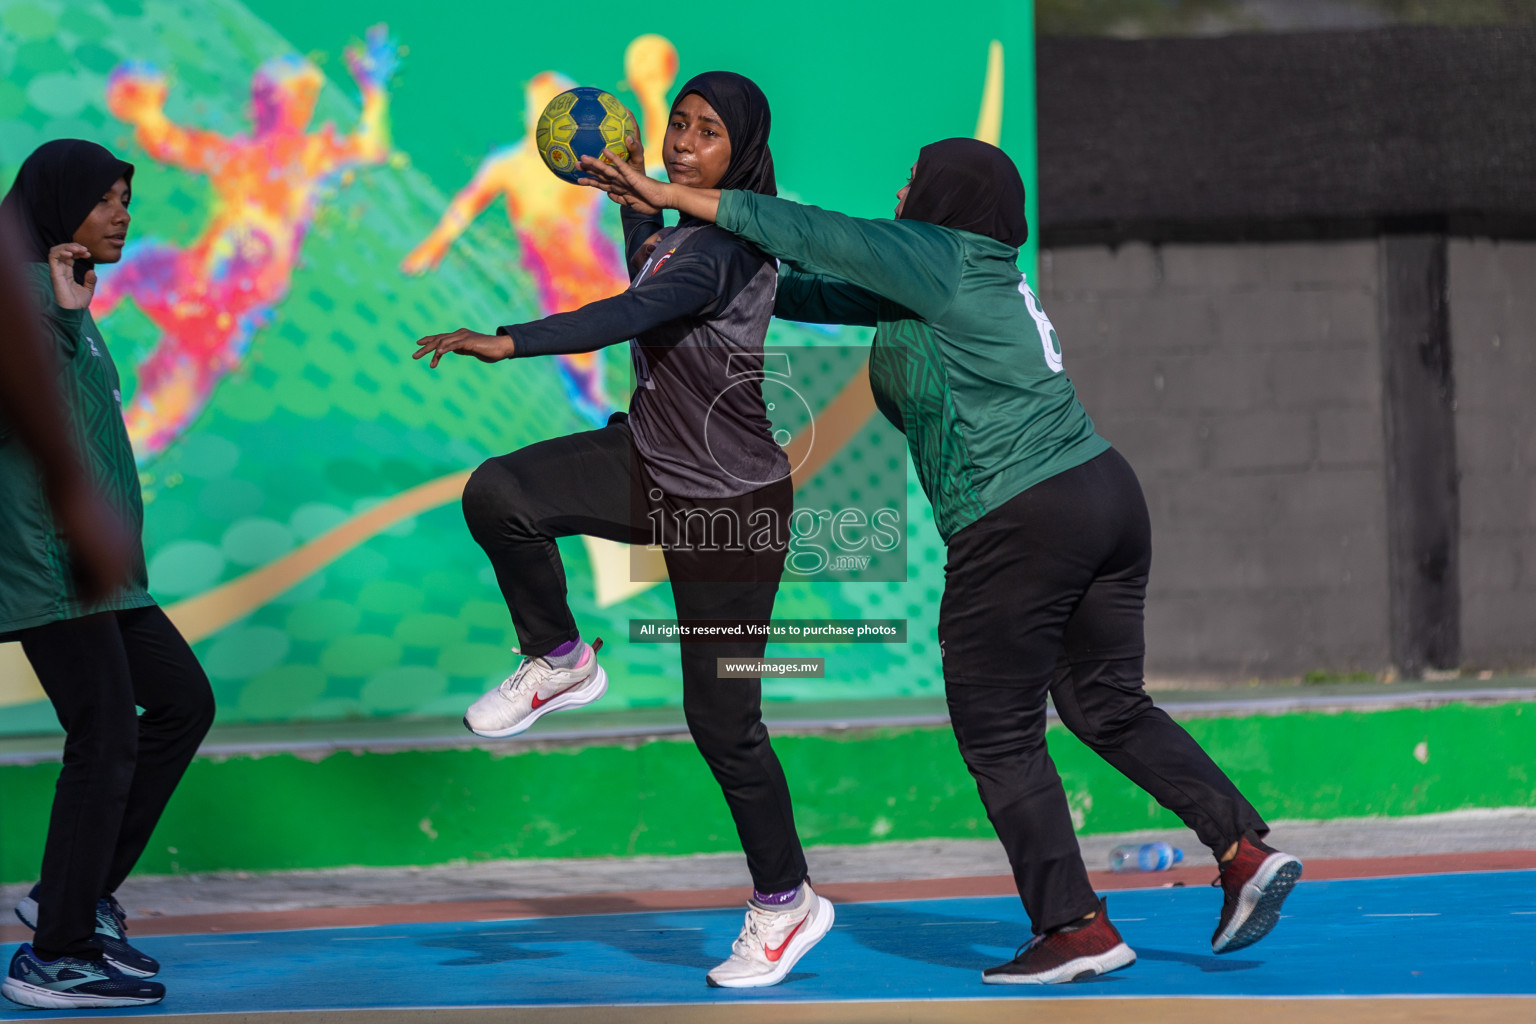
[616,133,662,215]
[624,132,646,175]
[578,148,671,214]
[412,328,515,368]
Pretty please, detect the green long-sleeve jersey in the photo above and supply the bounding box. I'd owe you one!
[717,191,1109,542]
[0,263,152,635]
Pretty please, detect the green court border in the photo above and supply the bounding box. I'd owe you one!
[2,701,1530,882]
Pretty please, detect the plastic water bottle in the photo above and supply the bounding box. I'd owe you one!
[1109,842,1184,873]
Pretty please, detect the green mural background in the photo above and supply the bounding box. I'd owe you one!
[0,0,1037,732]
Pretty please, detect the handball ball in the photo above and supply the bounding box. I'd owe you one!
[536,86,638,184]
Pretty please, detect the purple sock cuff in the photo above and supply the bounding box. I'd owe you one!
[752,884,800,906]
[547,639,579,657]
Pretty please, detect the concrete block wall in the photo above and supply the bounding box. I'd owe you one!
[1038,238,1535,678]
[1450,240,1536,670]
[1038,240,1392,679]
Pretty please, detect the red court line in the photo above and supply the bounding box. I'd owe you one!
[3,849,1530,943]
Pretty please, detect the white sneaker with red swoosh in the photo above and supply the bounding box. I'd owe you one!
[706,885,835,988]
[462,640,607,738]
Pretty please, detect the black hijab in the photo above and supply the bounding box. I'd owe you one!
[0,139,134,283]
[674,71,776,196]
[899,137,1028,248]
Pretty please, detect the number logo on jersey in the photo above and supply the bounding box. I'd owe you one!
[1018,276,1064,373]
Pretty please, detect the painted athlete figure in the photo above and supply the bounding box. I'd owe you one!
[99,25,397,460]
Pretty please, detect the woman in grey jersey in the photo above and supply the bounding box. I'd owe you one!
[582,136,1303,985]
[410,72,832,989]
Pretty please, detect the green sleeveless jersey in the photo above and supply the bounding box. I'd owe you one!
[718,192,1109,541]
[0,263,152,634]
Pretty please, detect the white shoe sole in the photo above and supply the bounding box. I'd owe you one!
[1212,852,1303,954]
[1,977,161,1009]
[707,896,836,988]
[465,666,609,739]
[982,941,1137,984]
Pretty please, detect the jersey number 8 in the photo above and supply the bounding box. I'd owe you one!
[1019,275,1064,373]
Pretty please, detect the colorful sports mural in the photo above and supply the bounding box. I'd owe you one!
[0,0,1034,731]
[103,26,398,458]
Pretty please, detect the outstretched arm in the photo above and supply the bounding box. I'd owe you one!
[401,155,505,274]
[106,62,225,174]
[719,194,962,321]
[501,252,719,356]
[581,151,722,224]
[776,266,881,327]
[411,248,721,366]
[578,154,963,321]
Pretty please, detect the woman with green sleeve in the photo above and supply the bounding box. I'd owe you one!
[1,140,214,1010]
[580,137,1302,984]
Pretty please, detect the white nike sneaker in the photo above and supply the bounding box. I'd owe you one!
[463,640,607,738]
[706,884,835,988]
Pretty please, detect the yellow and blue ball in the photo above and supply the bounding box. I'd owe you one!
[535,86,638,185]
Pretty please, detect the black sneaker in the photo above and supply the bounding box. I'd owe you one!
[1212,832,1304,953]
[2,944,164,1009]
[982,898,1137,984]
[13,888,160,978]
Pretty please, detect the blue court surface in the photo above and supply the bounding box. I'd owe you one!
[3,870,1533,1018]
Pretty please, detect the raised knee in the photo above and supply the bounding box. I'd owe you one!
[463,459,512,511]
[462,459,525,537]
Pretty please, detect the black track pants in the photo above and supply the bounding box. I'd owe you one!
[19,605,215,959]
[461,416,807,893]
[940,448,1267,934]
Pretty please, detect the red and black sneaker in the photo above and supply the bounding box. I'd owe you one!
[982,898,1136,985]
[1211,832,1303,954]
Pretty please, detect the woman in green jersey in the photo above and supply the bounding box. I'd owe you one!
[581,137,1302,984]
[0,225,132,601]
[0,140,214,1010]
